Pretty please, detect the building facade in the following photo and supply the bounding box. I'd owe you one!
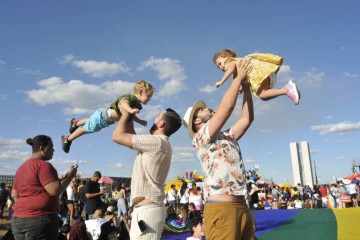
[289,141,314,188]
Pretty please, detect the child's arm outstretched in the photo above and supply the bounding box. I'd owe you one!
[132,115,147,127]
[215,62,237,88]
[119,99,140,115]
[119,98,146,127]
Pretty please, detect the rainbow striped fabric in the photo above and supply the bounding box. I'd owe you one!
[161,208,360,240]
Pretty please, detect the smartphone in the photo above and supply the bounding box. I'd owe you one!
[138,220,147,232]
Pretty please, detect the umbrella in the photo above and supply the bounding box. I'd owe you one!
[164,179,184,193]
[98,176,116,184]
[345,173,360,180]
[282,183,293,189]
[256,178,273,185]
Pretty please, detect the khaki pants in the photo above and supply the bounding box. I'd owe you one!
[204,201,255,240]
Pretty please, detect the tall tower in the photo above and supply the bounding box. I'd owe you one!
[289,142,303,185]
[300,141,314,188]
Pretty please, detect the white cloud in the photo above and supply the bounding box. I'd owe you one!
[61,54,75,64]
[344,72,358,78]
[24,77,135,115]
[339,46,347,50]
[13,67,41,75]
[325,115,332,120]
[0,165,15,175]
[311,121,360,135]
[141,104,163,121]
[310,149,320,154]
[51,157,85,165]
[0,150,29,163]
[137,57,187,98]
[244,157,256,163]
[134,127,149,135]
[0,137,27,149]
[171,146,196,163]
[61,55,131,77]
[108,162,133,175]
[277,64,292,83]
[200,85,217,94]
[335,156,351,161]
[0,94,7,100]
[299,68,325,89]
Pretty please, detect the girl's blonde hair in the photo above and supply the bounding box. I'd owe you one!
[134,80,154,94]
[213,49,237,63]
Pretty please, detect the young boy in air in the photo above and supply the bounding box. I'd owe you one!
[61,80,154,153]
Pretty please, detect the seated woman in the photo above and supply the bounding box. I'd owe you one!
[176,206,188,225]
[188,202,201,220]
[164,205,190,233]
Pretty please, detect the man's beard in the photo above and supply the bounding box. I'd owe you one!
[149,123,158,134]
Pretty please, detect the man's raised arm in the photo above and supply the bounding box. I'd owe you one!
[231,83,254,140]
[112,108,134,149]
[208,58,251,139]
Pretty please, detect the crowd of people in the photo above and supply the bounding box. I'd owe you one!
[3,58,289,240]
[247,179,359,211]
[4,55,356,240]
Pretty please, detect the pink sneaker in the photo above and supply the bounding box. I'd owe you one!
[284,80,300,105]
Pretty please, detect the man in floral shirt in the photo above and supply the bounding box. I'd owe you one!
[183,59,255,240]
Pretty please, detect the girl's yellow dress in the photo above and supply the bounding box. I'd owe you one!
[225,53,283,97]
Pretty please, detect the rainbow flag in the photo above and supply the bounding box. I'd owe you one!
[256,208,360,240]
[161,208,360,240]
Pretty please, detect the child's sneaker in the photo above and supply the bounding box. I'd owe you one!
[69,118,79,134]
[284,80,300,105]
[61,135,72,153]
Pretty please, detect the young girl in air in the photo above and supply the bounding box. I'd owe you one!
[61,80,154,153]
[213,49,300,105]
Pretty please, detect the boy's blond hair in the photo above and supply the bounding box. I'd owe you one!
[134,80,154,94]
[213,49,237,63]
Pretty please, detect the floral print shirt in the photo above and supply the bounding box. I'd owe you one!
[192,122,247,201]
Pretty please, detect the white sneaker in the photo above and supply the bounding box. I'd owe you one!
[284,80,300,105]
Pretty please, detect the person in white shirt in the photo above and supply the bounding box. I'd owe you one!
[294,199,303,209]
[186,217,205,240]
[66,177,77,224]
[168,184,178,211]
[347,183,358,207]
[178,181,190,208]
[85,209,107,240]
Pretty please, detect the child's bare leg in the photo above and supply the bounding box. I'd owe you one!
[257,77,287,101]
[62,119,88,153]
[67,128,86,141]
[75,118,88,127]
[69,117,88,134]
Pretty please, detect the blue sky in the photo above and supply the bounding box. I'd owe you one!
[0,1,359,185]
